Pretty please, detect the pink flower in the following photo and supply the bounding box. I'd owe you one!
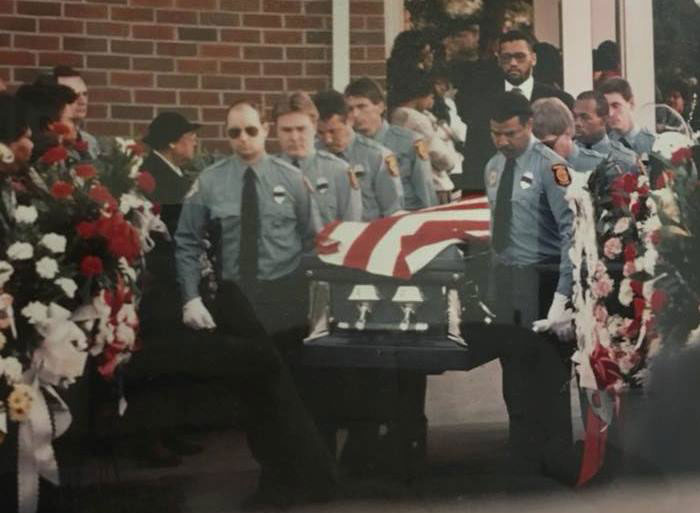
[594,304,609,324]
[623,261,636,277]
[592,271,614,298]
[603,237,622,259]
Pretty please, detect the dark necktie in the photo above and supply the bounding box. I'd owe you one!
[291,158,300,169]
[492,158,516,253]
[335,152,347,162]
[585,143,593,150]
[239,167,258,291]
[511,87,524,96]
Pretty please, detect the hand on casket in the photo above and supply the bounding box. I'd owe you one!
[183,296,216,330]
[532,292,575,341]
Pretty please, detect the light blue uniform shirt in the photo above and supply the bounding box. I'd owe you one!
[567,143,605,173]
[370,120,437,210]
[484,136,574,296]
[578,133,639,173]
[278,150,362,228]
[318,129,403,221]
[609,125,655,157]
[175,153,313,303]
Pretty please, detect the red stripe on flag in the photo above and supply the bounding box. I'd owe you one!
[343,214,403,270]
[392,219,490,278]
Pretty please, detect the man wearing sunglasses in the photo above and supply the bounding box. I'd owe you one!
[175,101,336,509]
[313,89,403,221]
[273,91,361,228]
[532,97,605,172]
[456,30,574,194]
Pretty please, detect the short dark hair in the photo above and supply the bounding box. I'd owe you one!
[597,77,633,102]
[52,66,82,79]
[344,77,385,106]
[576,90,609,117]
[0,93,29,145]
[498,30,535,52]
[489,91,533,124]
[312,90,347,122]
[388,69,434,107]
[660,77,691,102]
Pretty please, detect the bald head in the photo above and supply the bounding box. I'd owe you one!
[226,101,268,163]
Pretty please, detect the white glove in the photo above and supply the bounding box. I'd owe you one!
[182,297,216,330]
[532,292,574,341]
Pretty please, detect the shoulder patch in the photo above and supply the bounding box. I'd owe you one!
[414,139,429,161]
[385,153,400,177]
[551,164,571,187]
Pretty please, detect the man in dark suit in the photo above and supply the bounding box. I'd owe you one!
[455,30,574,193]
[127,112,202,466]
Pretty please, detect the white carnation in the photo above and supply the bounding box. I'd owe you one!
[119,193,144,214]
[0,261,14,287]
[7,242,33,261]
[643,248,659,275]
[21,301,48,325]
[55,277,78,299]
[40,233,67,254]
[36,257,59,279]
[14,205,38,224]
[1,356,23,384]
[618,279,634,306]
[116,303,137,326]
[613,217,631,234]
[116,323,136,348]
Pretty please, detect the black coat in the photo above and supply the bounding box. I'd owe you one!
[454,70,574,193]
[139,152,192,333]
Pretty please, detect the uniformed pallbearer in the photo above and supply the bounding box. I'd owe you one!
[312,89,403,220]
[532,96,606,172]
[175,101,335,509]
[273,91,361,228]
[485,91,578,482]
[573,90,639,173]
[344,77,438,210]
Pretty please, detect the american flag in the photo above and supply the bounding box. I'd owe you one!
[315,195,491,279]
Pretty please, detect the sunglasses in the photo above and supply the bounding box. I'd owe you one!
[227,126,259,139]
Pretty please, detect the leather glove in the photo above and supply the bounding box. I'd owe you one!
[182,296,216,330]
[532,292,575,341]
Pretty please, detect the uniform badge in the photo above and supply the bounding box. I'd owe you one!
[520,171,533,190]
[185,179,199,199]
[551,164,571,187]
[347,166,360,190]
[488,170,498,187]
[316,176,329,194]
[272,184,286,204]
[385,154,400,177]
[414,140,429,161]
[352,164,365,179]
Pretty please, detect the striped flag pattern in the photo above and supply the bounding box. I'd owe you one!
[315,195,491,279]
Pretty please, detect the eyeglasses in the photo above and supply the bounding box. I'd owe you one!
[498,52,529,64]
[227,126,259,139]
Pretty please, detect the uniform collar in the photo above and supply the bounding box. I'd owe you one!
[371,120,390,141]
[280,151,315,169]
[233,153,267,179]
[152,150,183,177]
[505,75,534,100]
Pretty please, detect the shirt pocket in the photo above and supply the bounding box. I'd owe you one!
[263,198,297,238]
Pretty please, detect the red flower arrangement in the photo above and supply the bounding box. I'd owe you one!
[40,146,68,165]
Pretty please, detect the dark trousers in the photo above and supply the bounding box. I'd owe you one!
[213,277,336,497]
[490,263,573,468]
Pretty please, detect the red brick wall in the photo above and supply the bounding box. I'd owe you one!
[0,0,387,151]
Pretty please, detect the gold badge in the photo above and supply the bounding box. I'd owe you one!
[385,154,400,177]
[552,164,571,187]
[347,166,360,190]
[414,139,429,160]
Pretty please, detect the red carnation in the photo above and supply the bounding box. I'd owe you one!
[623,242,637,262]
[76,221,97,238]
[128,142,146,156]
[650,230,661,246]
[622,173,637,194]
[151,202,161,216]
[50,180,74,199]
[40,146,68,165]
[590,344,622,391]
[633,298,646,320]
[75,163,97,179]
[80,255,103,276]
[650,289,668,313]
[74,139,89,153]
[89,184,118,210]
[136,171,156,194]
[631,200,642,217]
[670,147,693,166]
[49,122,71,136]
[626,319,641,339]
[630,280,643,297]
